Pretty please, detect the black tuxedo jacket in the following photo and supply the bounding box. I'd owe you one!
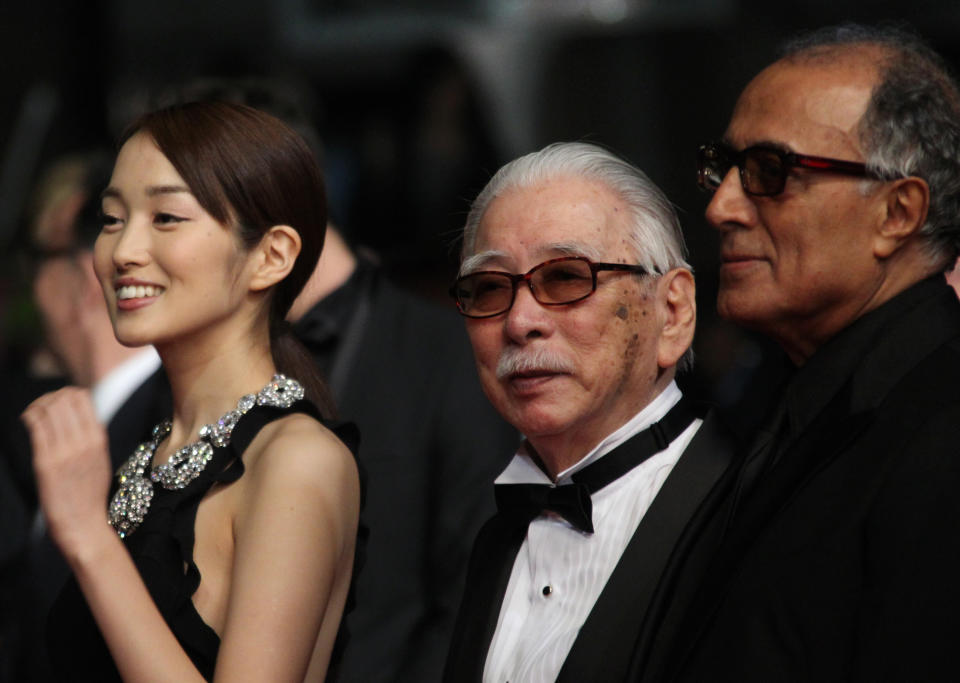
[1,365,170,682]
[663,279,960,683]
[443,409,739,682]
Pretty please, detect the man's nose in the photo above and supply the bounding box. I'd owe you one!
[503,281,551,343]
[705,167,757,231]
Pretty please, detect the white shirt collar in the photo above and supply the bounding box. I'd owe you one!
[494,380,683,486]
[91,347,162,423]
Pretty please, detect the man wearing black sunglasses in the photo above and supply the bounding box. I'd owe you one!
[443,142,739,682]
[667,24,960,682]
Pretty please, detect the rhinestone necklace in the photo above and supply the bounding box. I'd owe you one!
[108,374,304,538]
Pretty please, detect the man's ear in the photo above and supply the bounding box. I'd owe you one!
[248,225,302,292]
[656,268,696,370]
[873,177,929,259]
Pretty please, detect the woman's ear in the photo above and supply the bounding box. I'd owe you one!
[248,225,302,292]
[656,267,696,370]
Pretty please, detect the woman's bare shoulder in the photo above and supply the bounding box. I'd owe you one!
[216,412,359,682]
[241,412,359,507]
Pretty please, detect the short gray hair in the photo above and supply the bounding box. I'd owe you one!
[782,23,960,271]
[461,141,694,371]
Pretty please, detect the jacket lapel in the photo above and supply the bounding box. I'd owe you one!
[443,514,528,682]
[658,282,960,681]
[660,396,875,681]
[558,411,738,682]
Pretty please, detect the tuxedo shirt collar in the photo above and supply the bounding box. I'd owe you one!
[495,380,683,486]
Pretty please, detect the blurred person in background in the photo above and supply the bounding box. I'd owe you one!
[23,153,166,464]
[946,257,960,297]
[1,152,168,682]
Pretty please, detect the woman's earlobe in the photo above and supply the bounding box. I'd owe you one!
[249,225,302,292]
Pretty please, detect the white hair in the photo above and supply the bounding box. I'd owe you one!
[461,141,690,274]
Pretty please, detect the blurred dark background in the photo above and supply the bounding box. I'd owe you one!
[3,0,960,416]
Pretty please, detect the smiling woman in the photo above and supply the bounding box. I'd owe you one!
[20,102,361,683]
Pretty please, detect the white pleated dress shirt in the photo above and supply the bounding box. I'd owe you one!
[483,381,701,683]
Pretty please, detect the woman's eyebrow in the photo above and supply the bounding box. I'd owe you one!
[100,184,192,200]
[145,184,192,197]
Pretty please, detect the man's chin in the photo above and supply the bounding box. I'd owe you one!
[717,291,773,328]
[505,404,574,440]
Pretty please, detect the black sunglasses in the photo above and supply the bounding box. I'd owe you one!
[698,140,884,197]
[450,256,653,319]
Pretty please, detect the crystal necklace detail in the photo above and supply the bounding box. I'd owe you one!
[108,374,305,538]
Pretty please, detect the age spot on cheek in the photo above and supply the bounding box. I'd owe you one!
[615,305,629,320]
[624,332,640,360]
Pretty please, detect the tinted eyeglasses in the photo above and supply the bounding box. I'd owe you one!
[450,256,653,319]
[697,140,881,197]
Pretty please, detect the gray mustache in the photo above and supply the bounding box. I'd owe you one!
[496,347,575,380]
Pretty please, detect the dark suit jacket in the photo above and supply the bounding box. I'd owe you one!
[297,263,518,683]
[3,366,170,683]
[443,408,738,682]
[664,278,960,683]
[105,367,171,470]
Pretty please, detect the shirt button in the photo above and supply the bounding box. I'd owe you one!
[542,585,553,596]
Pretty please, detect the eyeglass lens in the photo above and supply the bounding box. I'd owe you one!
[455,258,596,317]
[699,143,788,196]
[740,147,789,195]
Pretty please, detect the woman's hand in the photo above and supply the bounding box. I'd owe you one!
[21,387,114,554]
[24,388,209,682]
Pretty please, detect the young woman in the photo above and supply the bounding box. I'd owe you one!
[21,101,360,682]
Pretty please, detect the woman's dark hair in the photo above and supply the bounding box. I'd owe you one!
[120,101,336,415]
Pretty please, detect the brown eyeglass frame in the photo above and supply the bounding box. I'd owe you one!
[449,255,653,319]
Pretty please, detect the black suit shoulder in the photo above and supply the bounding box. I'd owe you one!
[670,283,960,683]
[567,408,742,683]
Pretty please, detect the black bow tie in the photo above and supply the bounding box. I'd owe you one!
[494,396,701,533]
[496,481,595,533]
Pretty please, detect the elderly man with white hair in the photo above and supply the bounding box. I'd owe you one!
[443,142,738,683]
